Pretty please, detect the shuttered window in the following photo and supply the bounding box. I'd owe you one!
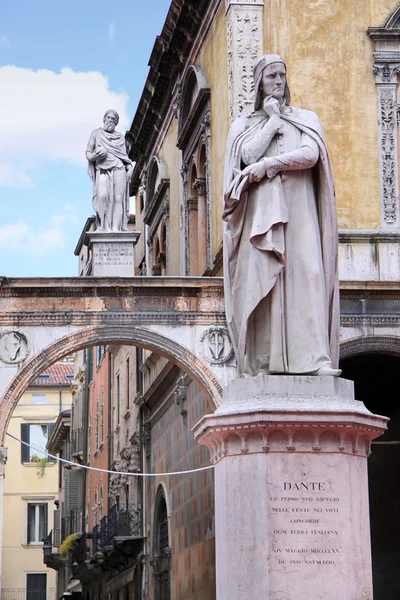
[27,503,48,544]
[53,508,61,547]
[64,468,82,513]
[21,423,56,463]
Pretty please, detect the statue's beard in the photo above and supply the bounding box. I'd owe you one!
[104,123,115,132]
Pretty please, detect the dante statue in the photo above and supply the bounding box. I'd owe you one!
[86,110,133,232]
[223,54,340,377]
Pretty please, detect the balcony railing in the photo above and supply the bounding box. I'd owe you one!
[91,504,141,555]
[71,427,85,457]
[61,509,80,540]
[71,532,88,566]
[1,588,56,600]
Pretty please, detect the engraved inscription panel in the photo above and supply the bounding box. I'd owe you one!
[269,479,341,571]
[92,242,134,276]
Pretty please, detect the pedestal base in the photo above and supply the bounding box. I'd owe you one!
[193,376,388,600]
[85,231,140,276]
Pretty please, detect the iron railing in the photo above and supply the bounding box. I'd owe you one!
[1,589,56,600]
[91,504,141,555]
[71,532,88,565]
[70,428,85,456]
[61,509,80,539]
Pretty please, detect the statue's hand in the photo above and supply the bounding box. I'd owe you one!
[126,168,133,184]
[242,161,267,184]
[95,147,107,160]
[263,97,281,117]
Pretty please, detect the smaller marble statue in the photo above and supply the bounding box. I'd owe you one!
[86,110,133,232]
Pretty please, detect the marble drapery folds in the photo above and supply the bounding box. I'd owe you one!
[223,57,339,376]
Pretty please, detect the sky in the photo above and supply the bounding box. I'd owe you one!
[0,0,172,277]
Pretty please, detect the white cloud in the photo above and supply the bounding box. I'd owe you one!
[108,23,116,41]
[0,205,77,255]
[0,35,10,48]
[0,66,129,187]
[0,163,34,188]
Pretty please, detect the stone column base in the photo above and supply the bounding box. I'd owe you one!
[85,231,140,276]
[193,376,388,600]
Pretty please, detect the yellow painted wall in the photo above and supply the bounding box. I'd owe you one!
[2,386,71,592]
[262,0,399,229]
[196,7,229,258]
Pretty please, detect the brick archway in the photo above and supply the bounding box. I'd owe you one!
[0,324,224,446]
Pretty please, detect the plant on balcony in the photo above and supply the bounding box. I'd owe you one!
[30,454,49,477]
[60,532,83,557]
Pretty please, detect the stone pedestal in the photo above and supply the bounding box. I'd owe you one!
[85,231,140,277]
[193,376,388,600]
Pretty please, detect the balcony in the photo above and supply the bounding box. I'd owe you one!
[71,428,85,458]
[42,531,65,571]
[61,509,81,540]
[72,505,143,579]
[1,588,56,600]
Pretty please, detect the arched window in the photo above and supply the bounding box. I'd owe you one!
[144,156,170,276]
[152,486,171,600]
[177,65,211,275]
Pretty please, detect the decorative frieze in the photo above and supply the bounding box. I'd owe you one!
[226,0,264,122]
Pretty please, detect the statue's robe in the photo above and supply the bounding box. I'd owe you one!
[87,128,132,230]
[223,105,339,375]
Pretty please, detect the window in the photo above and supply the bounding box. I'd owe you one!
[27,503,48,544]
[126,358,130,410]
[32,394,46,405]
[21,423,55,463]
[116,374,120,425]
[27,573,46,600]
[96,344,106,367]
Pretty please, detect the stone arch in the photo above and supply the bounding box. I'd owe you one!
[0,325,223,446]
[340,335,400,359]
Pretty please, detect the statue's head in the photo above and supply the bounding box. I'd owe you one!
[103,109,119,132]
[253,54,291,110]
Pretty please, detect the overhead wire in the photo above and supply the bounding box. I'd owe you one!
[6,432,214,477]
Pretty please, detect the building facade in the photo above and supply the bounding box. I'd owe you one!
[2,360,73,600]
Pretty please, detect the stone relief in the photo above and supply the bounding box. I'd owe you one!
[226,1,263,122]
[0,331,30,364]
[200,327,234,365]
[377,87,398,223]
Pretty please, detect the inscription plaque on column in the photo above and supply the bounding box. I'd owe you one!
[269,476,342,574]
[85,231,140,277]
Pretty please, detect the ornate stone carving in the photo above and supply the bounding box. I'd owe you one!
[200,327,234,365]
[226,1,264,122]
[373,63,400,84]
[0,331,30,365]
[378,87,398,223]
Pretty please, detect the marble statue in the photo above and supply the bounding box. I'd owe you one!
[86,110,133,232]
[223,54,340,377]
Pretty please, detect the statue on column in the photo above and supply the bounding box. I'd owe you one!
[86,110,133,232]
[223,54,340,377]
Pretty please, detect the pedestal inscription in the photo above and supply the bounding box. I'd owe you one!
[85,231,140,277]
[93,243,133,272]
[269,477,341,572]
[194,376,388,600]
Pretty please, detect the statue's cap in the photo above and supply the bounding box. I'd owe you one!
[253,54,286,83]
[253,54,290,110]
